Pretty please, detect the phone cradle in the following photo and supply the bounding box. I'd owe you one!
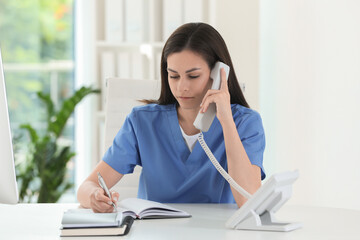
[225,171,302,232]
[231,210,302,232]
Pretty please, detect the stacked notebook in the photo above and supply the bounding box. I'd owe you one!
[60,210,133,237]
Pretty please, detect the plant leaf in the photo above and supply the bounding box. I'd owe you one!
[20,124,39,143]
[37,92,54,122]
[49,86,100,137]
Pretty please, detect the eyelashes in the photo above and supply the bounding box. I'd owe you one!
[189,75,200,79]
[169,75,200,79]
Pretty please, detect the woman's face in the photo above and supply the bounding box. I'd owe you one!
[167,50,212,111]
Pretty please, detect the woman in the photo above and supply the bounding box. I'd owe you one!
[77,22,265,213]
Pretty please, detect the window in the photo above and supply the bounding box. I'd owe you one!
[0,0,75,202]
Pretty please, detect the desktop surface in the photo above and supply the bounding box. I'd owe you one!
[0,203,359,240]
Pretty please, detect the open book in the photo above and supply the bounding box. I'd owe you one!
[61,198,190,226]
[118,198,191,219]
[60,198,190,236]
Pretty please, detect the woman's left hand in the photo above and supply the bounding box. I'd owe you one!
[200,68,233,125]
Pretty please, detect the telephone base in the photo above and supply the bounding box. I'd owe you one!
[229,210,302,232]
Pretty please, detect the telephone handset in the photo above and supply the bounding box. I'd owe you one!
[194,61,252,201]
[193,62,230,132]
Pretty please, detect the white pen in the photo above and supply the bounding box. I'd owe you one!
[97,172,117,211]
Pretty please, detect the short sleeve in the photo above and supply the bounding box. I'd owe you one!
[102,110,141,174]
[237,111,266,180]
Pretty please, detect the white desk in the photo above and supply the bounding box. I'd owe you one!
[0,203,359,240]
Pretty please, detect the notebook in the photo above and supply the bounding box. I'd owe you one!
[60,214,133,237]
[60,198,190,236]
[61,209,122,228]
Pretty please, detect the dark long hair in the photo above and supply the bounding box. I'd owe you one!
[146,22,249,108]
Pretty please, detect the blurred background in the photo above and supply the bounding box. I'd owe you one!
[1,0,359,209]
[0,0,76,202]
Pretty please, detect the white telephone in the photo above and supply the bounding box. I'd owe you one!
[193,61,230,132]
[193,62,300,232]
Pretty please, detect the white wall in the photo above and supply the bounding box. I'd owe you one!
[260,0,360,210]
[212,0,260,110]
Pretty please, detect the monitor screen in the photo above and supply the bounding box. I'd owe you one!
[0,48,19,204]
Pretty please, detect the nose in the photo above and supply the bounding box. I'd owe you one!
[177,77,189,92]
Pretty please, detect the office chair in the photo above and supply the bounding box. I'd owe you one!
[104,78,160,200]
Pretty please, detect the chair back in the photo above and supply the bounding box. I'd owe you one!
[104,78,160,199]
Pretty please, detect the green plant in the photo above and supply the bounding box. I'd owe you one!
[16,86,100,203]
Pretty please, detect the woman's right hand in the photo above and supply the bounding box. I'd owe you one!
[89,188,120,213]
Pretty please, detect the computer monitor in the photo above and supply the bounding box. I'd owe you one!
[0,48,19,204]
[226,170,302,232]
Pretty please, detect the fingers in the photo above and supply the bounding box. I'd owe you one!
[91,188,118,213]
[200,68,230,113]
[200,89,217,113]
[200,89,219,106]
[200,88,230,113]
[93,189,114,212]
[111,191,119,204]
[200,94,218,113]
[220,68,229,91]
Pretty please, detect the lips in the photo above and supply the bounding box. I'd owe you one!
[178,96,194,100]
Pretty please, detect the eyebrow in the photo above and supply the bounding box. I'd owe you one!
[167,67,201,73]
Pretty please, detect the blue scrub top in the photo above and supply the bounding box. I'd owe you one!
[103,103,265,203]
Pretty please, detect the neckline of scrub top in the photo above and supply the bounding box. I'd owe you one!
[166,104,192,161]
[179,124,200,152]
[166,104,218,173]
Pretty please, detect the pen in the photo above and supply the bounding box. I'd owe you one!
[97,172,117,211]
